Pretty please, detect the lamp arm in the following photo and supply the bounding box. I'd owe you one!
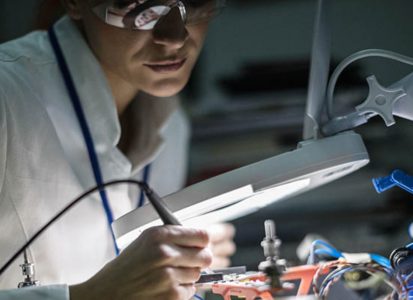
[326,49,413,120]
[322,49,413,136]
[321,112,369,136]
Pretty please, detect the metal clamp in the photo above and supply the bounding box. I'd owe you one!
[18,250,40,288]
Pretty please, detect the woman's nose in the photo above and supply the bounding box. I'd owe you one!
[152,6,189,49]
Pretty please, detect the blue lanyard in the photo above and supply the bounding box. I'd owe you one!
[49,27,153,256]
[48,27,121,255]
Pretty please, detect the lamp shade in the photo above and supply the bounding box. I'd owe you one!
[113,131,369,249]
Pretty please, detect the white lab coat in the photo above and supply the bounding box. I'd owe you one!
[0,16,190,298]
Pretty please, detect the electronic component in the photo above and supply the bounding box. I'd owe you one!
[199,219,411,300]
[196,273,224,284]
[199,220,319,300]
[258,220,285,289]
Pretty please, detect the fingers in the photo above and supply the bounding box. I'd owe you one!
[206,223,236,269]
[124,266,201,297]
[147,225,210,248]
[210,239,236,257]
[162,267,201,285]
[163,225,210,248]
[158,284,196,300]
[175,284,197,300]
[157,243,212,269]
[135,226,212,269]
[207,223,236,243]
[210,256,231,269]
[143,268,198,299]
[91,225,210,300]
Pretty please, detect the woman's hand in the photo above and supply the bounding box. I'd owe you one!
[206,223,236,269]
[70,225,212,300]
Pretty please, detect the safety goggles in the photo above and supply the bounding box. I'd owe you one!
[92,0,226,30]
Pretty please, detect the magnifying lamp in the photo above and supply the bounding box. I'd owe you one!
[113,0,371,249]
[114,131,368,248]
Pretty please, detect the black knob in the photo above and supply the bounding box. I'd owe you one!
[390,247,413,275]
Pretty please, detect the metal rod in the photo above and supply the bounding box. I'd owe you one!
[303,0,332,140]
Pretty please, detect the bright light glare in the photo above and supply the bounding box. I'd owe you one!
[116,185,254,248]
[117,180,310,248]
[183,178,310,227]
[248,178,311,208]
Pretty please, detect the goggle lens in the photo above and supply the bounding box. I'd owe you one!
[92,0,225,30]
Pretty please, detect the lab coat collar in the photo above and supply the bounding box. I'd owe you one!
[53,16,131,179]
[54,16,121,154]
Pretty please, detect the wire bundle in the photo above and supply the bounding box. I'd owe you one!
[309,240,408,299]
[312,260,407,299]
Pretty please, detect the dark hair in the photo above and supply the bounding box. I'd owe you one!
[36,0,65,30]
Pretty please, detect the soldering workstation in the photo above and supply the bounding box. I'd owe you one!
[2,0,413,299]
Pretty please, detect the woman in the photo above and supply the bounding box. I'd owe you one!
[0,0,235,299]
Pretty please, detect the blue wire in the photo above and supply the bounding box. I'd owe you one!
[314,248,342,259]
[319,266,353,296]
[406,242,413,250]
[311,240,391,269]
[193,294,204,300]
[370,253,391,269]
[312,240,344,259]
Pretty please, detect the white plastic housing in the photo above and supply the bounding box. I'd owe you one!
[113,131,369,249]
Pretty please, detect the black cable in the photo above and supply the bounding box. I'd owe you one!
[140,184,181,226]
[0,179,147,277]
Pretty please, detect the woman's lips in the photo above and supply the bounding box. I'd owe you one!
[144,59,187,73]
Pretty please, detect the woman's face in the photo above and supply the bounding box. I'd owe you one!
[75,0,210,97]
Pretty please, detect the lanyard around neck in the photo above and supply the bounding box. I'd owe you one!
[48,27,120,256]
